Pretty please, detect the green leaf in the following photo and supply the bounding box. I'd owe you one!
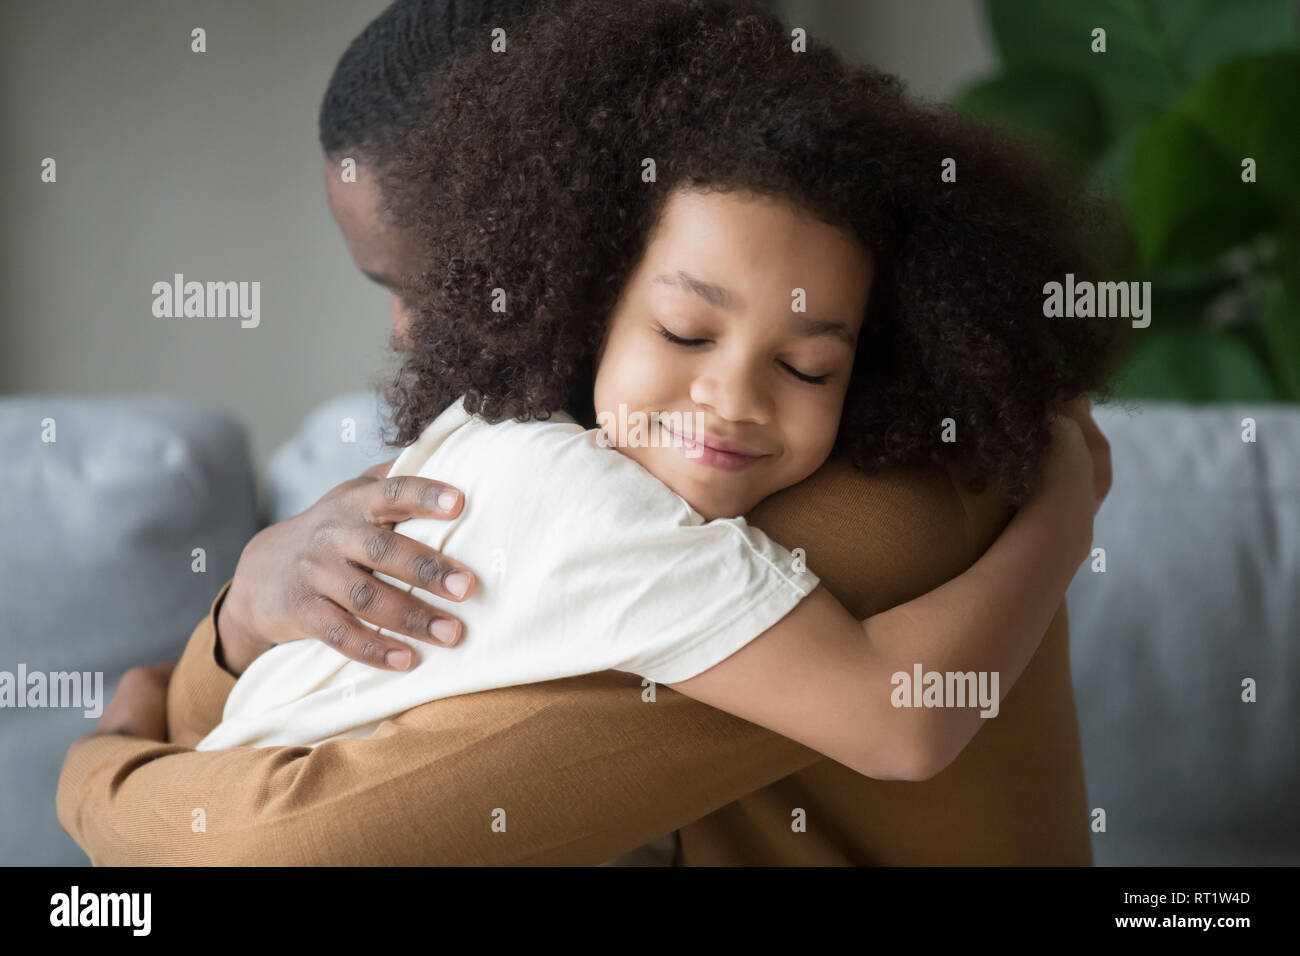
[1088,124,1144,200]
[1176,0,1299,76]
[983,0,1297,139]
[1125,113,1277,267]
[1179,52,1300,209]
[954,68,1109,164]
[985,0,1182,136]
[1143,263,1250,328]
[1109,327,1279,400]
[1253,268,1300,401]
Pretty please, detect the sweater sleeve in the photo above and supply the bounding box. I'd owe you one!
[165,581,239,748]
[57,666,820,865]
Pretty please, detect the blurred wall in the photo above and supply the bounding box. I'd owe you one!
[1,0,396,493]
[773,0,996,101]
[1,0,994,501]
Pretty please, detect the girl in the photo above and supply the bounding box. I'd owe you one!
[198,0,1121,855]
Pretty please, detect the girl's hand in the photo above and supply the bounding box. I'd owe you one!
[1031,401,1097,554]
[216,461,477,677]
[1060,395,1113,517]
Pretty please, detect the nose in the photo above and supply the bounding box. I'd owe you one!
[688,350,773,425]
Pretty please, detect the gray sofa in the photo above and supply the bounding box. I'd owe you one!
[2,393,1296,866]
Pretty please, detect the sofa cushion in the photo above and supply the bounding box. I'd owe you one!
[266,390,393,523]
[0,395,258,865]
[1067,401,1299,865]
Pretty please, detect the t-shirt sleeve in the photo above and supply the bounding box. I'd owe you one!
[610,515,820,684]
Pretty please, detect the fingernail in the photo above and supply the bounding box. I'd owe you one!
[445,571,471,599]
[437,490,460,513]
[430,618,459,645]
[386,648,413,670]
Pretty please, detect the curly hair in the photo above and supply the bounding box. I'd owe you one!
[380,0,1132,506]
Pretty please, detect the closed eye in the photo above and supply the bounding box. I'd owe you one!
[657,326,707,347]
[781,363,829,385]
[656,325,829,385]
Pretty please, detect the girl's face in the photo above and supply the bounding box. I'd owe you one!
[593,187,874,521]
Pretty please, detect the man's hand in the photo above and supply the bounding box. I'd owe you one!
[66,661,177,758]
[217,460,478,677]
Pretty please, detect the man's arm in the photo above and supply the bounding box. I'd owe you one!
[62,665,819,865]
[68,443,1064,866]
[166,582,238,747]
[165,453,486,746]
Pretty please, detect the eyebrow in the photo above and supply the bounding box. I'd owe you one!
[790,315,856,347]
[654,269,856,346]
[653,271,740,310]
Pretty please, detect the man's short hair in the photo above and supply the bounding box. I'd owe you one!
[319,0,537,161]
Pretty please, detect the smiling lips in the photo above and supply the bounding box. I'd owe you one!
[659,423,769,472]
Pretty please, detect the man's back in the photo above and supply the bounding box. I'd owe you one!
[681,457,1090,864]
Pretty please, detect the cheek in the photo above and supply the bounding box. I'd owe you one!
[595,333,674,408]
[782,391,845,469]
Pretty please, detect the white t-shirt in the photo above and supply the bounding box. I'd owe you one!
[198,395,819,752]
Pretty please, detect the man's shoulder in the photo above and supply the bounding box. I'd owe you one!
[744,455,1014,618]
[751,455,1012,548]
[748,457,957,536]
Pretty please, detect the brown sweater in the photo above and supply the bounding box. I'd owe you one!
[56,457,1092,865]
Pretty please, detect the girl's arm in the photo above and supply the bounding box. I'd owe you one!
[668,410,1097,782]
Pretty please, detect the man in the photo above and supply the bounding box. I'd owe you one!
[57,0,1103,865]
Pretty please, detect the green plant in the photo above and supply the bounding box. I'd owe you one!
[955,0,1300,402]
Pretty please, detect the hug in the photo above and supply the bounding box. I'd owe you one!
[56,0,1122,866]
